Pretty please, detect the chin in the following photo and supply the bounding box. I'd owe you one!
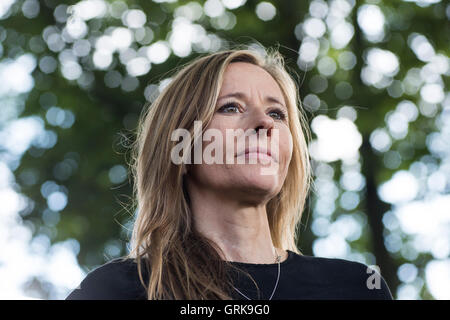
[235,167,281,193]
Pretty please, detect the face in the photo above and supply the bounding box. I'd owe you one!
[186,62,293,205]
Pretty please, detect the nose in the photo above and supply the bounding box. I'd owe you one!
[252,108,275,137]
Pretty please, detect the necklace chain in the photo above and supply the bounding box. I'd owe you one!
[233,248,281,300]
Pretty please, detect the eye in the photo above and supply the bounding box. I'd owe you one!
[268,108,288,121]
[218,102,240,113]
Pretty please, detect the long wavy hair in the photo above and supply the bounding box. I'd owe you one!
[126,45,312,299]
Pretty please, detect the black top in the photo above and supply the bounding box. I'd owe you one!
[66,250,393,300]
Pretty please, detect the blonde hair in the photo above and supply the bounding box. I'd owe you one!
[126,45,312,299]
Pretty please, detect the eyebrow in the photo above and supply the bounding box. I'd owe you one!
[217,92,287,111]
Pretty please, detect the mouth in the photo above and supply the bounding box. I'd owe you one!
[236,147,278,163]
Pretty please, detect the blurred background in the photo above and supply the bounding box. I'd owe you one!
[0,0,449,300]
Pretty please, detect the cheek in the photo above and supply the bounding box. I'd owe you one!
[279,128,293,168]
[203,118,239,162]
[190,161,231,191]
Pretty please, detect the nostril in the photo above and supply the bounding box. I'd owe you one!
[255,127,272,137]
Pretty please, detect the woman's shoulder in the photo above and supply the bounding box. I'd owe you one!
[65,257,148,300]
[291,251,374,272]
[288,251,394,299]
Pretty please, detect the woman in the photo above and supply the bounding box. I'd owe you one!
[66,46,393,300]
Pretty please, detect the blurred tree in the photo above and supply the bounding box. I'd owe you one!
[0,0,448,299]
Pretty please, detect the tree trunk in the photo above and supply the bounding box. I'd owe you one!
[351,4,399,296]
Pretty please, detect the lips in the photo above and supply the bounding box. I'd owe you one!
[236,146,278,162]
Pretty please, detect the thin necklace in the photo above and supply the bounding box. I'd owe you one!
[233,247,281,300]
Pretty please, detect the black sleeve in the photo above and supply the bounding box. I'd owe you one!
[65,258,148,300]
[353,262,394,300]
[366,264,394,300]
[380,276,394,300]
[316,256,394,300]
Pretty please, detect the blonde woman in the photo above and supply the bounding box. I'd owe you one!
[66,46,393,300]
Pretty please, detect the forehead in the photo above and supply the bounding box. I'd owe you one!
[220,62,285,101]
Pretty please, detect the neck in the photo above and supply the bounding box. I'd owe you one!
[189,187,279,264]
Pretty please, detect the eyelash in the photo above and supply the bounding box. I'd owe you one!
[218,102,288,121]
